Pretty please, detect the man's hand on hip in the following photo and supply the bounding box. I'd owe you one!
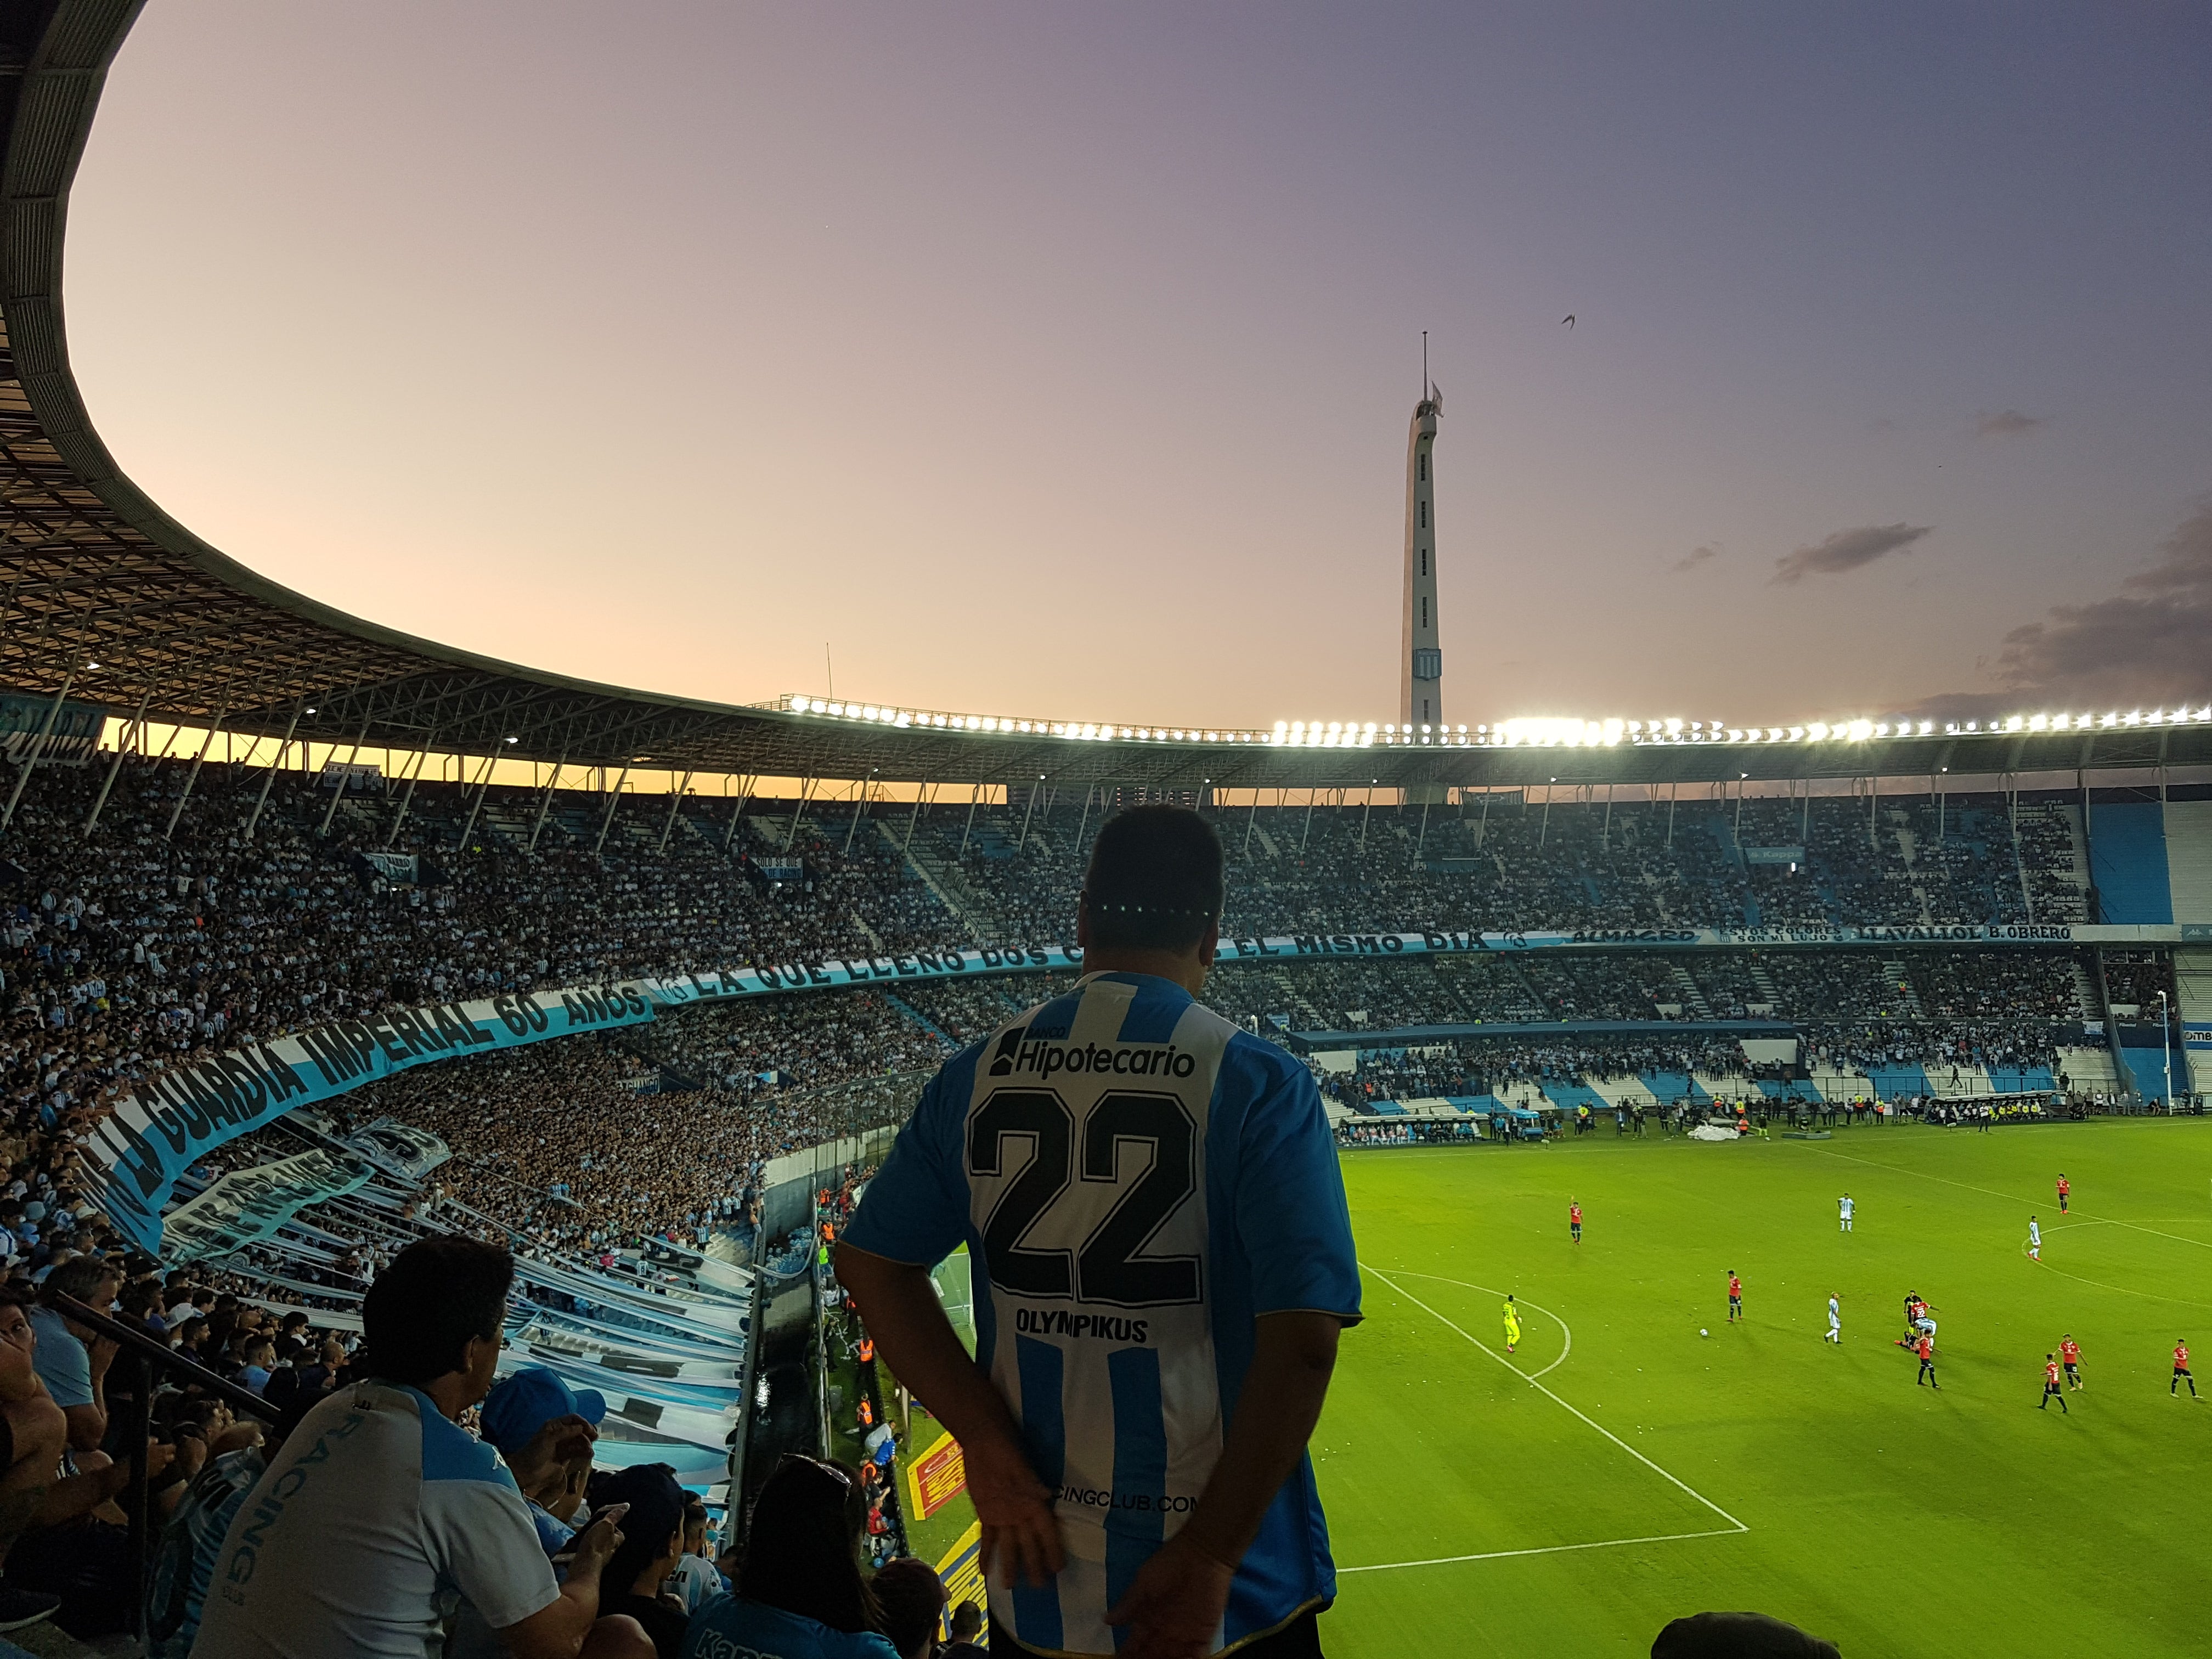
[1105,1530,1236,1659]
[966,1433,1064,1588]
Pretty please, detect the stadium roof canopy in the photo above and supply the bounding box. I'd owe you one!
[3,1,2207,794]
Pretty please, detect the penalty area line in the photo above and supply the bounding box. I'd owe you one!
[1359,1264,1750,1540]
[1807,1146,2212,1254]
[1383,1269,1574,1379]
[1340,1526,1747,1575]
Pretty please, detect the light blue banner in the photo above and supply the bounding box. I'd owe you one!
[85,983,654,1252]
[160,1147,377,1265]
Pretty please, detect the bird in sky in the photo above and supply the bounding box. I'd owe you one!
[1562,314,1576,328]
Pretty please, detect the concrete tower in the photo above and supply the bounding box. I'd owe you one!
[1400,381,1443,730]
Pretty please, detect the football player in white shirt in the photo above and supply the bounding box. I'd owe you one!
[1825,1294,1842,1344]
[1838,1194,1853,1232]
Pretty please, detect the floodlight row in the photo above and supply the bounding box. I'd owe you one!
[782,695,2212,751]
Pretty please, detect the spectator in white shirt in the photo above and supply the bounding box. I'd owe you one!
[193,1235,653,1659]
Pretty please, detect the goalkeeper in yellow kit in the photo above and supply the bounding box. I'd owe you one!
[1503,1294,1522,1354]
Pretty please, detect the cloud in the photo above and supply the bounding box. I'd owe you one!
[1908,500,2212,717]
[1670,544,1717,574]
[1975,409,2045,437]
[1770,522,1932,586]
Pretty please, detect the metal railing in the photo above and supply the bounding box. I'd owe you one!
[48,1292,281,1645]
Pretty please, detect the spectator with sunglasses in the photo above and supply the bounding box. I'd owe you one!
[681,1454,898,1658]
[194,1235,653,1658]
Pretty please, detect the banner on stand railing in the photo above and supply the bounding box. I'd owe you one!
[341,1119,451,1182]
[86,981,653,1254]
[161,1147,378,1265]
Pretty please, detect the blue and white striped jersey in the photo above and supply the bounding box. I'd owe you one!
[845,971,1362,1656]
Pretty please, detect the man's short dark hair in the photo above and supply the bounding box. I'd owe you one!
[361,1236,514,1387]
[1651,1611,1841,1659]
[870,1557,948,1658]
[40,1255,120,1308]
[1080,805,1223,951]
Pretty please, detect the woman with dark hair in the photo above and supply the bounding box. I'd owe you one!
[681,1455,898,1658]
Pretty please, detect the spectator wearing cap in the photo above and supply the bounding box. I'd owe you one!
[591,1464,692,1657]
[483,1364,610,1555]
[194,1235,651,1659]
[868,1558,947,1659]
[681,1454,897,1659]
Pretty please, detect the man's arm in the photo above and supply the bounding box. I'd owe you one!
[499,1505,624,1659]
[59,1332,113,1452]
[1104,1311,1341,1659]
[36,1441,175,1527]
[834,1243,1063,1587]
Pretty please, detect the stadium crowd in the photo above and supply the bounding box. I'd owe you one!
[0,745,2169,1652]
[0,751,2161,1285]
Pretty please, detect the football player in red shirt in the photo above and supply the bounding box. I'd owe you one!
[1727,1271,1743,1324]
[2056,1173,2070,1214]
[2174,1340,2198,1398]
[2040,1355,2067,1412]
[1915,1332,1938,1389]
[1568,1200,1583,1245]
[2059,1334,2082,1390]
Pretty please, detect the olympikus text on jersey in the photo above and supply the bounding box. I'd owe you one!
[844,972,1363,1657]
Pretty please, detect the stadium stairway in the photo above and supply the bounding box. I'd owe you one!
[885,820,1007,938]
[2055,1045,2120,1097]
[1667,965,1712,1018]
[1877,962,1926,1016]
[2070,959,2106,1019]
[883,991,953,1046]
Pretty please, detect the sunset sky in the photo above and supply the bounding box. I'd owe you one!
[63,3,2212,733]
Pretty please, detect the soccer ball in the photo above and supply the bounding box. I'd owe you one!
[1700,1328,1709,1337]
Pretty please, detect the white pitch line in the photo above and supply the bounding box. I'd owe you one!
[1340,1526,1747,1575]
[2015,1232,2212,1311]
[1359,1263,1749,1542]
[1809,1145,2212,1254]
[1384,1269,1574,1379]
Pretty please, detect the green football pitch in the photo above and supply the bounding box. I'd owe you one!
[1317,1119,2212,1658]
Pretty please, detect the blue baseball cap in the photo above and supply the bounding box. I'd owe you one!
[481,1365,607,1459]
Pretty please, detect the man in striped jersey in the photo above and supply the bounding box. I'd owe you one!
[838,806,1362,1658]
